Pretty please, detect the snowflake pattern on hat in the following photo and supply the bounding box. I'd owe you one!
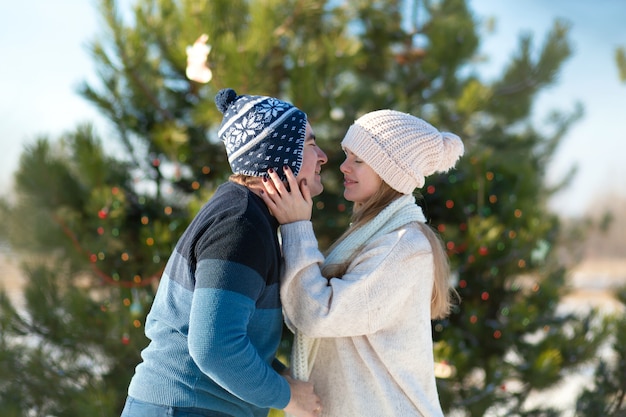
[216,89,306,179]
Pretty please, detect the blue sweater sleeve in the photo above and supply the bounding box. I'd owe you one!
[188,256,290,409]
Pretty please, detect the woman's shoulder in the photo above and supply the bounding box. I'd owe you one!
[396,222,432,251]
[364,222,431,255]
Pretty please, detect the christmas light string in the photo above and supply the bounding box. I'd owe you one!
[52,213,163,289]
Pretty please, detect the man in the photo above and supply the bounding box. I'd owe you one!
[121,88,327,417]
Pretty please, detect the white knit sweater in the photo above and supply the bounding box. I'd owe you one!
[280,208,444,416]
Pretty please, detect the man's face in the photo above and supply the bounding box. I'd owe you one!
[296,122,328,197]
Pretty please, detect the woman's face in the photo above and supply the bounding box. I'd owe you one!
[340,148,382,203]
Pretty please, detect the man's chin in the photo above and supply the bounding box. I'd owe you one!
[310,184,323,197]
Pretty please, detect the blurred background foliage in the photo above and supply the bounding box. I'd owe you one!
[0,0,624,415]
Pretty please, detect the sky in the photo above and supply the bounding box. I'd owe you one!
[1,0,625,217]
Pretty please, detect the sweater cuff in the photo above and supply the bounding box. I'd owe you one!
[280,221,316,247]
[274,376,292,410]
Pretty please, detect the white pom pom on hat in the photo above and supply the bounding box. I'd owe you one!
[341,110,464,194]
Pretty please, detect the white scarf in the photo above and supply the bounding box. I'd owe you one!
[291,194,426,381]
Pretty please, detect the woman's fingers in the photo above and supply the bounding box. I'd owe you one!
[261,174,279,205]
[260,166,313,224]
[260,180,276,203]
[283,166,312,205]
[267,167,287,195]
[300,178,311,205]
[283,166,299,192]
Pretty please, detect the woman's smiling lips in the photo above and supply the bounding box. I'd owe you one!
[343,177,357,187]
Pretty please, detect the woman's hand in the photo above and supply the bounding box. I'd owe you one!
[284,375,323,417]
[260,166,313,224]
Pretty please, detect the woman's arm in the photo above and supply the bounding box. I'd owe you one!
[260,167,433,338]
[280,222,434,338]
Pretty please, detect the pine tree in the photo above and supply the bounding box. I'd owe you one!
[574,287,626,415]
[0,126,188,415]
[571,47,626,416]
[0,0,617,415]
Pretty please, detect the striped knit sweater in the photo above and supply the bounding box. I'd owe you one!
[127,181,290,416]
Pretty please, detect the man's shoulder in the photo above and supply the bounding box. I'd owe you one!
[190,182,275,242]
[212,182,270,222]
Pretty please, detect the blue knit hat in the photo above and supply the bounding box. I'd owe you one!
[215,88,307,180]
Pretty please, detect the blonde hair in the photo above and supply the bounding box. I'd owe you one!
[321,181,458,320]
[229,173,262,187]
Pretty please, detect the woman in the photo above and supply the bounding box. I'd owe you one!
[261,109,464,417]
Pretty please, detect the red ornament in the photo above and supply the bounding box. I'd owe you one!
[479,246,489,256]
[122,334,130,345]
[98,209,108,219]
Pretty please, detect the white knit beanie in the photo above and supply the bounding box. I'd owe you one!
[341,110,464,194]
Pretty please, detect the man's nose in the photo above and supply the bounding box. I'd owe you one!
[318,148,328,164]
